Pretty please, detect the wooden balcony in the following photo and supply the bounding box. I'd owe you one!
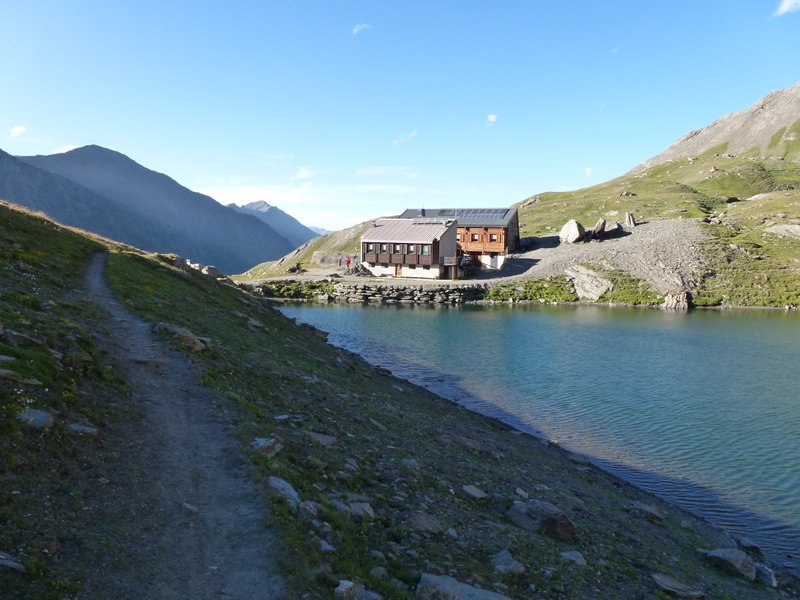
[419,255,433,266]
[377,253,390,263]
[405,254,419,265]
[363,252,377,263]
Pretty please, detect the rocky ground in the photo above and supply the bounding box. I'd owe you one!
[255,218,709,296]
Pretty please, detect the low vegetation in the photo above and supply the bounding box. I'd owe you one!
[3,201,796,599]
[485,276,578,303]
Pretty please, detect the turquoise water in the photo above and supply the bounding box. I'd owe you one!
[280,303,800,569]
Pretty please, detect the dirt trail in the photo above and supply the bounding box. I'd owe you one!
[79,252,285,599]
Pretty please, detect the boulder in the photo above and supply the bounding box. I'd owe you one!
[266,476,300,509]
[405,511,443,534]
[68,423,98,435]
[201,265,225,278]
[335,580,357,599]
[624,212,637,229]
[559,219,586,244]
[705,548,756,581]
[491,549,525,575]
[415,574,512,599]
[755,562,777,587]
[348,502,375,520]
[564,265,612,301]
[651,573,706,599]
[462,484,489,499]
[15,408,54,429]
[591,219,607,240]
[626,501,665,525]
[0,550,26,573]
[560,550,586,566]
[506,499,576,541]
[662,292,692,310]
[251,437,283,457]
[604,221,622,235]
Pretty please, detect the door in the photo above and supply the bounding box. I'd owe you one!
[395,264,402,277]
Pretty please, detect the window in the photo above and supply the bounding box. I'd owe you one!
[421,244,430,256]
[380,243,388,252]
[407,244,415,253]
[456,233,461,241]
[393,244,402,253]
[489,233,498,242]
[366,243,374,251]
[471,233,479,242]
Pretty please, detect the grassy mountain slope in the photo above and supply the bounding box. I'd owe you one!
[3,202,794,598]
[237,219,375,280]
[16,146,294,273]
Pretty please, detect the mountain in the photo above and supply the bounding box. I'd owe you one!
[11,146,295,273]
[227,200,318,248]
[633,81,800,172]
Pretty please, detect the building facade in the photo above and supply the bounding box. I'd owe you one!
[399,208,520,269]
[361,218,458,279]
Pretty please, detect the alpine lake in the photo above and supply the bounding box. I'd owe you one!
[279,302,800,571]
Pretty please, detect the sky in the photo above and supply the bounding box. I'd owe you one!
[2,1,800,230]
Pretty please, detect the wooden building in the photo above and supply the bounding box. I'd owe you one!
[400,208,520,269]
[361,218,458,279]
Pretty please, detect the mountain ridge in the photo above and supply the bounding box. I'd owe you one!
[632,81,800,172]
[227,200,318,248]
[7,145,296,273]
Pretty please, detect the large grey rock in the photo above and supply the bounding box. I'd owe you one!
[348,502,375,520]
[560,550,586,566]
[662,291,691,310]
[590,219,607,240]
[706,548,756,581]
[405,512,443,534]
[462,484,489,499]
[16,408,54,429]
[491,549,525,575]
[766,223,800,239]
[266,476,300,508]
[624,212,637,229]
[755,562,777,587]
[559,219,586,244]
[0,550,26,573]
[304,430,337,447]
[251,437,283,457]
[651,573,706,599]
[564,265,612,301]
[506,499,576,541]
[415,574,512,599]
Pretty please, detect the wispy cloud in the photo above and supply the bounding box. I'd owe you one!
[392,130,418,145]
[355,166,418,179]
[352,23,372,36]
[9,125,26,138]
[486,114,497,127]
[774,0,800,15]
[584,167,593,177]
[354,184,413,194]
[292,166,317,180]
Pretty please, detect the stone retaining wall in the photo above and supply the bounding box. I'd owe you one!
[332,283,487,305]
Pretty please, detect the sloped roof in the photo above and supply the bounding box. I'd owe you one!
[361,218,454,244]
[400,207,517,227]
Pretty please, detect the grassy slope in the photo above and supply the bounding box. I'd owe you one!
[0,202,128,599]
[3,201,797,599]
[236,220,374,281]
[517,147,800,307]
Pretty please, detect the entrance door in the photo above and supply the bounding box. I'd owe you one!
[395,264,402,277]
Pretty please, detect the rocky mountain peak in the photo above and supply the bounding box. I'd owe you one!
[632,80,800,172]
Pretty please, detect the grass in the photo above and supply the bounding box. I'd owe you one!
[0,202,130,600]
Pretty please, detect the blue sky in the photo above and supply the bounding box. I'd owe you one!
[2,1,800,230]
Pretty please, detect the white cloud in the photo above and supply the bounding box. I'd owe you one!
[486,114,497,127]
[292,166,317,180]
[392,130,418,145]
[352,23,372,36]
[775,0,800,15]
[54,144,78,154]
[354,184,413,194]
[584,167,593,177]
[9,125,26,138]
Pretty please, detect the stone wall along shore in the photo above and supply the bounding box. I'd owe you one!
[332,282,487,305]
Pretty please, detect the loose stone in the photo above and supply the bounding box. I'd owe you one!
[15,408,54,429]
[705,548,756,581]
[560,550,586,566]
[492,549,525,575]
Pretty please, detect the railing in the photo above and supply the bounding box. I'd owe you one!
[442,256,457,266]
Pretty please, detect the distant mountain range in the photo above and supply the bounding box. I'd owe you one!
[227,200,318,249]
[0,145,313,273]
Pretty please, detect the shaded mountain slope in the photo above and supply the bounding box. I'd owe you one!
[16,146,294,273]
[228,200,318,248]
